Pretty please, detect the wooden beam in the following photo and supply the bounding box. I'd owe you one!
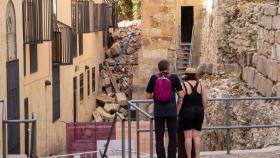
[105,63,120,93]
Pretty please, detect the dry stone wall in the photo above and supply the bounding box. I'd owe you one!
[201,0,280,96]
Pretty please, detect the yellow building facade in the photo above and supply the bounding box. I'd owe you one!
[0,0,111,156]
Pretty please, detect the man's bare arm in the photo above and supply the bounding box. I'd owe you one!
[177,90,185,115]
[146,92,153,99]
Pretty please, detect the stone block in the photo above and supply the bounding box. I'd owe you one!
[254,72,273,96]
[104,103,120,113]
[205,63,214,75]
[102,77,111,88]
[242,67,255,88]
[268,59,280,82]
[96,94,115,106]
[115,92,128,106]
[275,44,280,61]
[272,83,280,96]
[111,42,122,56]
[264,6,278,16]
[256,55,269,76]
[263,42,272,55]
[268,30,275,44]
[252,53,259,67]
[276,30,280,43]
[246,52,254,66]
[272,15,280,29]
[272,44,276,60]
[264,16,273,30]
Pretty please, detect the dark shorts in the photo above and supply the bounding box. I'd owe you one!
[179,117,204,131]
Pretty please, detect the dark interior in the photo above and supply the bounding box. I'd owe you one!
[181,6,194,43]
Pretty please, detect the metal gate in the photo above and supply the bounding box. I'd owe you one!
[6,59,20,154]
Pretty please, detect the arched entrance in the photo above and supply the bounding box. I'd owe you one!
[6,0,20,154]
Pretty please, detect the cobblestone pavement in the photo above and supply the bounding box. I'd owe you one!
[201,146,280,158]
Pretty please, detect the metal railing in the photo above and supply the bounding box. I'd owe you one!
[44,151,99,158]
[189,25,195,67]
[1,99,37,158]
[101,112,126,158]
[127,97,280,157]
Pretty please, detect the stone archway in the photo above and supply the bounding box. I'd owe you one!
[6,0,20,154]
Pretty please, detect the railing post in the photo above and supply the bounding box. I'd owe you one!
[128,102,131,158]
[31,113,37,158]
[225,100,231,155]
[121,117,125,158]
[102,114,118,158]
[2,121,6,158]
[2,100,6,158]
[136,103,140,158]
[149,118,154,158]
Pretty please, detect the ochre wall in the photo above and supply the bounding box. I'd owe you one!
[0,0,105,156]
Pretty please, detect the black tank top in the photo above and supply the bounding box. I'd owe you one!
[182,81,203,108]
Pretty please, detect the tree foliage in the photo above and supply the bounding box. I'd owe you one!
[117,0,140,20]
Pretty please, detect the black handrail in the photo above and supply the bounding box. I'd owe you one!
[128,97,280,157]
[101,112,126,158]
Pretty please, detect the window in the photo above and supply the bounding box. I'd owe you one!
[78,34,83,56]
[73,77,77,122]
[93,3,98,32]
[22,0,52,44]
[72,33,78,58]
[87,70,90,96]
[52,22,75,65]
[30,44,38,73]
[92,67,95,92]
[80,73,84,101]
[52,64,60,122]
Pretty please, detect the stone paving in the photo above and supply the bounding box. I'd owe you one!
[201,146,280,158]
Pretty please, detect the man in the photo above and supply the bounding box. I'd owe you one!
[146,60,184,158]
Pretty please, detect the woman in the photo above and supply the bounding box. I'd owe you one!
[178,68,208,158]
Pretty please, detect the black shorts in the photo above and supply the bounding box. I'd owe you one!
[179,117,204,131]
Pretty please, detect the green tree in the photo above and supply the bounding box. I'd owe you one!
[117,0,133,20]
[117,0,140,20]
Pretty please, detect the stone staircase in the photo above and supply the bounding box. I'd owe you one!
[176,43,192,74]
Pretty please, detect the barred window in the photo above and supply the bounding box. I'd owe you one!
[52,64,60,122]
[80,73,84,101]
[87,69,90,96]
[30,44,38,73]
[92,67,96,92]
[78,34,83,56]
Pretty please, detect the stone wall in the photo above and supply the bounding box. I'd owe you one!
[201,0,280,96]
[133,0,177,99]
[133,0,204,99]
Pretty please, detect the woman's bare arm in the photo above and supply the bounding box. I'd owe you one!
[201,82,208,109]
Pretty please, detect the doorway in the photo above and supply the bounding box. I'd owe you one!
[6,0,20,154]
[181,6,194,43]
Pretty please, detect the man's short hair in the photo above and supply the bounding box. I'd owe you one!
[158,60,169,72]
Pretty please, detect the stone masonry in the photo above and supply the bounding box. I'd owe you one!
[201,0,280,96]
[133,0,203,99]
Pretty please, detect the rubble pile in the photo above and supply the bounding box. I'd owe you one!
[202,73,280,151]
[92,20,141,121]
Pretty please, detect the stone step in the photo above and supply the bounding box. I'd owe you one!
[177,57,190,61]
[176,61,189,64]
[181,48,191,51]
[177,53,190,57]
[180,42,191,46]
